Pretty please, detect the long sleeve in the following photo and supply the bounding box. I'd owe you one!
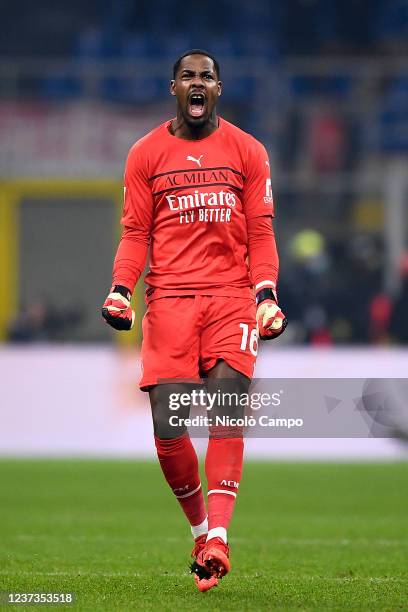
[242,139,274,220]
[112,226,150,293]
[242,137,278,294]
[247,215,279,294]
[111,143,154,293]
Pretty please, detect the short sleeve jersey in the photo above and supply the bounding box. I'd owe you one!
[122,117,274,290]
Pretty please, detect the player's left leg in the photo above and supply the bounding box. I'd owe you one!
[204,362,248,576]
[191,363,249,590]
[192,295,256,589]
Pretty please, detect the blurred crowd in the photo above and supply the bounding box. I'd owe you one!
[2,1,407,156]
[279,233,408,346]
[7,247,408,345]
[3,0,407,59]
[8,302,83,343]
[2,0,407,346]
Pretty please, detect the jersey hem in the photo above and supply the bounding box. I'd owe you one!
[144,285,254,304]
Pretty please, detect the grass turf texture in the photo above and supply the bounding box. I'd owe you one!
[0,461,407,611]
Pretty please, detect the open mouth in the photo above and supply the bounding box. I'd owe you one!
[188,93,206,118]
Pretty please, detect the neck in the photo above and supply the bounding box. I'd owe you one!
[170,110,219,140]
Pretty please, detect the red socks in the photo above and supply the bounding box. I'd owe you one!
[205,431,244,542]
[154,433,207,529]
[155,430,244,543]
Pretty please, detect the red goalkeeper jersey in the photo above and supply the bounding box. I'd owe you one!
[121,117,274,291]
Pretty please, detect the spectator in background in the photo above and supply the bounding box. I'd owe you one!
[369,293,392,344]
[280,229,333,344]
[7,300,82,343]
[308,109,347,173]
[342,235,383,343]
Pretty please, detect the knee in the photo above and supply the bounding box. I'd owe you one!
[149,384,192,439]
[152,409,187,439]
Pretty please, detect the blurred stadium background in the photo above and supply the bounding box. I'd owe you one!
[0,0,407,459]
[1,3,408,609]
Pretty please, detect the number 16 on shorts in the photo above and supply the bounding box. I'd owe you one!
[239,323,258,356]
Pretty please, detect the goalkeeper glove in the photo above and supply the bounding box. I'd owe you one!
[102,285,135,331]
[256,288,287,340]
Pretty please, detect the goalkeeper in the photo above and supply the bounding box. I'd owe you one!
[102,49,287,592]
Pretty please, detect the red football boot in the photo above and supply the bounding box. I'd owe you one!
[203,537,231,578]
[190,535,219,592]
[193,570,219,592]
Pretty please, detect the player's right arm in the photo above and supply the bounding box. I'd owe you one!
[102,145,154,331]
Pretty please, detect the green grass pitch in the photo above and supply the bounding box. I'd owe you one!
[1,460,407,611]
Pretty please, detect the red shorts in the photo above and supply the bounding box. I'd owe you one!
[140,294,257,389]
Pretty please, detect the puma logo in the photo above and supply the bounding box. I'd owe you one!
[186,154,204,167]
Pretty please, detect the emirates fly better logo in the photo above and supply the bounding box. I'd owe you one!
[160,161,239,224]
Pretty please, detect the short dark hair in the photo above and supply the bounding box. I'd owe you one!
[173,49,220,79]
